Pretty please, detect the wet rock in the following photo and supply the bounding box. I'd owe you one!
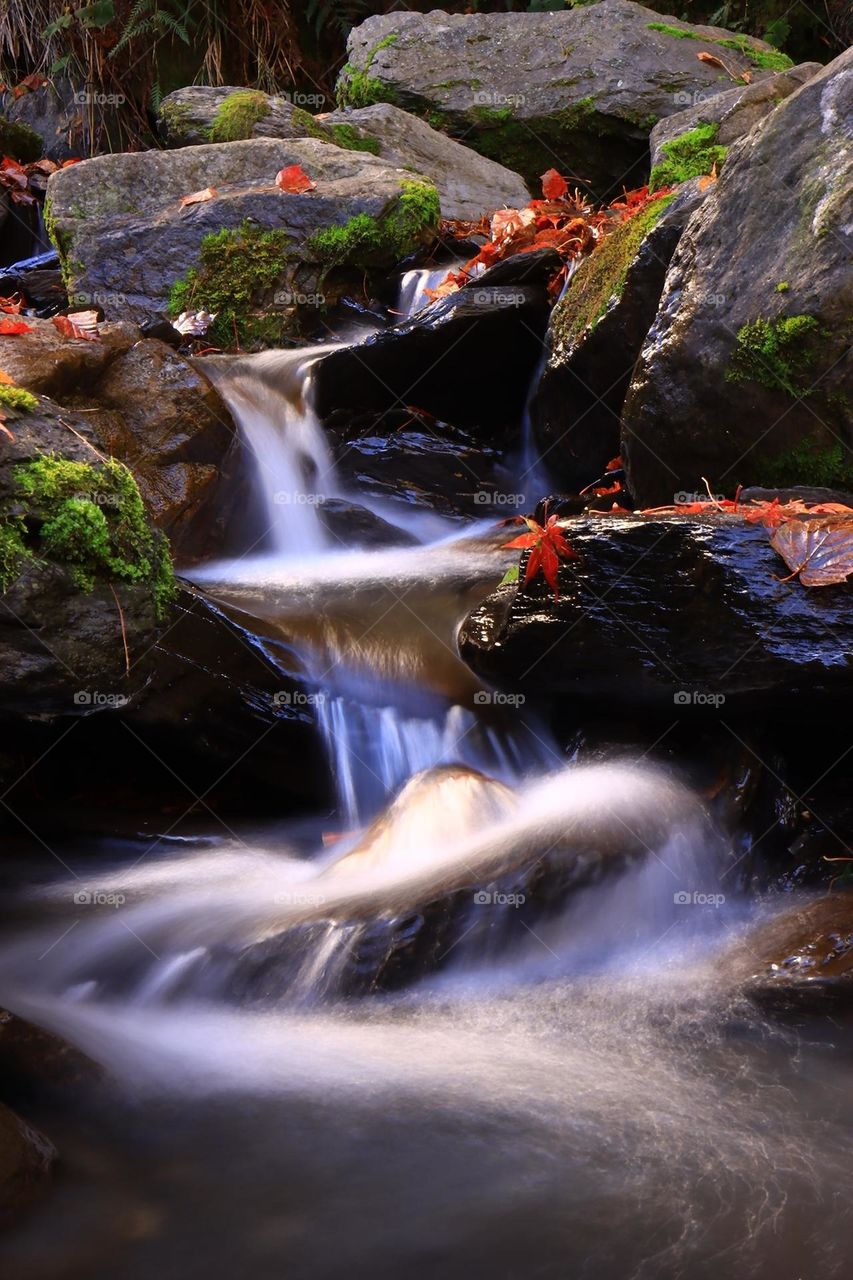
[318,498,418,548]
[457,514,853,715]
[649,62,821,172]
[0,1008,102,1105]
[321,102,530,220]
[0,250,65,316]
[0,1103,56,1227]
[338,0,789,194]
[45,140,440,333]
[313,283,550,433]
[723,894,853,1010]
[0,317,139,398]
[622,49,853,507]
[1,78,81,162]
[530,182,704,490]
[157,86,337,148]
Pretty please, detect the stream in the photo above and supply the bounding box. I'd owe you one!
[2,319,853,1279]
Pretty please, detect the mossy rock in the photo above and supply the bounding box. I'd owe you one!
[0,115,43,163]
[649,122,727,189]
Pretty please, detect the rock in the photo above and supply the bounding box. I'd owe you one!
[0,1008,102,1104]
[0,250,65,316]
[45,139,440,338]
[622,49,853,508]
[0,1103,55,1227]
[313,282,551,433]
[337,0,792,194]
[722,894,853,1010]
[157,86,337,147]
[0,317,139,397]
[321,102,530,220]
[649,62,821,174]
[318,498,418,548]
[458,513,853,714]
[530,182,705,491]
[0,79,81,162]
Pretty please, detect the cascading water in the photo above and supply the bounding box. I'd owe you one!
[396,261,467,317]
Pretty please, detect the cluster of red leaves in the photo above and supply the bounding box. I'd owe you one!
[430,171,673,302]
[504,509,579,600]
[0,74,49,99]
[0,155,80,206]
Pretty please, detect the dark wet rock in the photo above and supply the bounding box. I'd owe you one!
[157,86,337,148]
[321,101,530,220]
[45,140,439,330]
[0,251,65,316]
[319,498,418,548]
[458,514,853,715]
[333,425,503,519]
[0,1103,56,1227]
[0,316,140,398]
[530,182,704,491]
[313,283,550,433]
[649,62,821,172]
[622,49,853,507]
[738,484,853,508]
[1,79,81,162]
[0,1009,102,1105]
[723,894,853,1011]
[338,0,788,194]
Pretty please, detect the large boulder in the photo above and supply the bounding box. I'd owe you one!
[44,139,440,339]
[157,86,337,147]
[458,513,853,715]
[321,102,530,220]
[337,0,793,194]
[530,183,704,491]
[0,1104,55,1228]
[622,49,853,507]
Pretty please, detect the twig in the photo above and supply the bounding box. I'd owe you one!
[109,583,131,676]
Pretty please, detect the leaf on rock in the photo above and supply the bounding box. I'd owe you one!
[276,165,316,194]
[504,513,579,600]
[770,518,853,587]
[0,294,24,314]
[0,317,33,335]
[52,311,100,341]
[541,168,568,200]
[697,51,726,69]
[180,186,217,207]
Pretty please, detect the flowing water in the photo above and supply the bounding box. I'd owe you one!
[2,342,853,1279]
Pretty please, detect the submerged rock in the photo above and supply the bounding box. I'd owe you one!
[458,514,853,715]
[622,48,853,507]
[45,139,440,339]
[321,102,530,220]
[0,1008,102,1104]
[337,0,791,194]
[0,1104,56,1228]
[723,894,853,1010]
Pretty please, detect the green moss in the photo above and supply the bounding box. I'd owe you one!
[337,33,400,108]
[308,178,439,270]
[471,98,598,187]
[647,22,793,71]
[206,90,270,143]
[0,386,39,414]
[0,519,29,591]
[649,122,728,189]
[168,221,293,349]
[159,98,193,139]
[550,195,674,355]
[328,123,381,154]
[776,281,790,292]
[8,456,175,617]
[0,115,43,163]
[726,314,823,398]
[757,440,853,490]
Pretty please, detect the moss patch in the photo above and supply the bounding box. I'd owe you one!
[328,123,381,155]
[337,33,400,109]
[0,115,43,163]
[757,440,853,490]
[649,122,728,188]
[6,455,175,617]
[206,90,270,143]
[726,314,823,398]
[647,22,793,71]
[168,221,293,349]
[0,386,39,415]
[308,178,439,270]
[550,195,674,357]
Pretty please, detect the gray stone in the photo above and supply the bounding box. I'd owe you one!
[157,85,334,147]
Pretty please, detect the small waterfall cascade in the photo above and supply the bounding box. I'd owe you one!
[396,260,471,317]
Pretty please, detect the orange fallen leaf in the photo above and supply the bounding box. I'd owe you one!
[541,168,568,200]
[698,162,719,192]
[276,165,316,194]
[0,294,24,314]
[180,186,217,207]
[52,311,100,341]
[0,369,13,384]
[0,318,33,335]
[770,518,853,587]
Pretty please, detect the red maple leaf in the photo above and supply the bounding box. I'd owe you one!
[541,168,568,200]
[275,165,316,194]
[0,318,33,335]
[504,512,579,600]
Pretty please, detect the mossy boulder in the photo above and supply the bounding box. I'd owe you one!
[622,48,853,506]
[157,86,339,147]
[45,139,440,337]
[0,114,43,163]
[336,0,790,195]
